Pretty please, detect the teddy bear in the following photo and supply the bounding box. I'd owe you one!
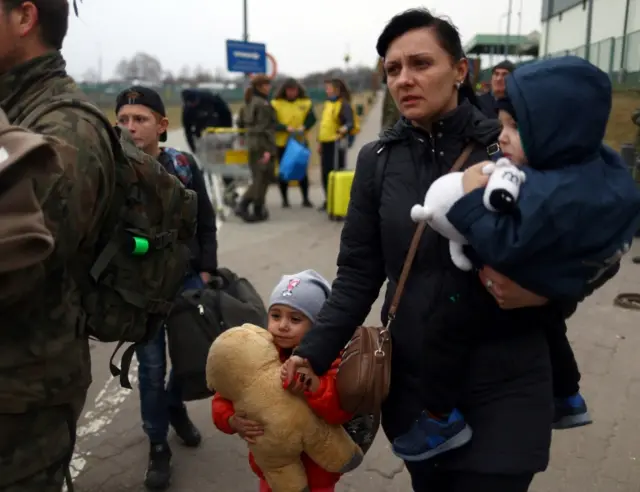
[410,157,526,271]
[206,323,363,492]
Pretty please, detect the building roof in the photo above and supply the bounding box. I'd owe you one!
[464,33,539,56]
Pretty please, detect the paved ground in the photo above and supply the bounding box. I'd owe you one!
[69,93,640,491]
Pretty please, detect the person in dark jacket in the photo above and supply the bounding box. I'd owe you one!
[476,60,515,118]
[181,88,233,153]
[394,55,640,463]
[283,9,571,492]
[116,85,218,490]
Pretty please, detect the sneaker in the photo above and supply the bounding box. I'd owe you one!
[169,407,202,447]
[317,202,326,212]
[302,199,313,208]
[553,393,593,430]
[144,442,172,490]
[392,409,472,462]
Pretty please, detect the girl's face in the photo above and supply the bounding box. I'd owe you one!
[498,110,527,165]
[325,82,337,98]
[267,304,313,349]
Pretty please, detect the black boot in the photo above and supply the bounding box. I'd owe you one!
[234,196,251,219]
[144,442,172,490]
[169,406,202,448]
[243,204,269,223]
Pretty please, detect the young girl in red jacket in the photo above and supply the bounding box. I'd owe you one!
[212,269,352,492]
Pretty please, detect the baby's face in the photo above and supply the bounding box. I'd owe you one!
[267,305,312,350]
[498,110,527,166]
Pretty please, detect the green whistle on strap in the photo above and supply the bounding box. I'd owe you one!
[132,236,150,255]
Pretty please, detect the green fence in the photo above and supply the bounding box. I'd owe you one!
[477,29,640,87]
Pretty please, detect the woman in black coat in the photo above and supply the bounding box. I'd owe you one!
[284,8,564,492]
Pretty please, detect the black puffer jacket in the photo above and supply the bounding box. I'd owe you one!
[295,100,554,474]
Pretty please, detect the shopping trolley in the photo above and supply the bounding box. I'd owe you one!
[194,127,251,221]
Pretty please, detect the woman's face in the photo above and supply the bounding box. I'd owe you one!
[325,82,337,98]
[285,86,299,100]
[384,27,467,125]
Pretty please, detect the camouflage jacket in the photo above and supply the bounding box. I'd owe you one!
[0,52,116,413]
[244,92,277,156]
[381,87,400,130]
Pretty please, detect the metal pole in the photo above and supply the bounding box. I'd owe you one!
[505,0,513,58]
[585,0,594,60]
[543,0,553,57]
[243,0,248,41]
[619,0,631,81]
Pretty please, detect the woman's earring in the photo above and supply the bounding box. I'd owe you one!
[455,81,462,89]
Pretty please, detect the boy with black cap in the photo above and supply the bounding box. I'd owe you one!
[115,86,218,490]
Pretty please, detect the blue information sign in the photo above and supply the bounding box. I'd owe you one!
[226,39,267,74]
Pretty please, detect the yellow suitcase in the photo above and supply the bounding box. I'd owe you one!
[327,170,354,220]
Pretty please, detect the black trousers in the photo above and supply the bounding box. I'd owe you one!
[406,464,534,492]
[422,290,581,413]
[320,141,346,198]
[276,146,309,203]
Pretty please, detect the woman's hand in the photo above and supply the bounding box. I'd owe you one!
[282,355,310,386]
[229,414,264,444]
[462,161,491,193]
[479,266,549,309]
[283,365,320,396]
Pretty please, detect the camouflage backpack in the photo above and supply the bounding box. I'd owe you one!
[22,98,198,388]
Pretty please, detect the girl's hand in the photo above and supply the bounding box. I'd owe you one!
[229,414,264,444]
[479,266,549,309]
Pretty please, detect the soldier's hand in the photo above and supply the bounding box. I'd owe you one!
[259,151,271,164]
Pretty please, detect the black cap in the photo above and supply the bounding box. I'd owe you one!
[115,86,167,142]
[493,60,516,73]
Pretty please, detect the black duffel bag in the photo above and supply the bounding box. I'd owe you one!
[166,267,267,401]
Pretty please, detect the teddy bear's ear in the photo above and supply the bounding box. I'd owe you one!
[410,204,432,222]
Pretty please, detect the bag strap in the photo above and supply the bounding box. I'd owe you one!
[385,143,475,324]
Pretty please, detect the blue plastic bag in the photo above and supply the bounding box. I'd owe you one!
[279,138,311,182]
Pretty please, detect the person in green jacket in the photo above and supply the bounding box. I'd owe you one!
[236,75,278,223]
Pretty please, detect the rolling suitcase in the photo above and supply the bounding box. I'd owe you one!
[327,138,354,221]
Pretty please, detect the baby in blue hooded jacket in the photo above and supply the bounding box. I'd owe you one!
[392,56,640,464]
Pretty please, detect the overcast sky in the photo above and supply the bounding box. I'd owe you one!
[61,0,543,80]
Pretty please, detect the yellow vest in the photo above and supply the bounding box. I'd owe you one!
[271,98,313,148]
[318,100,342,143]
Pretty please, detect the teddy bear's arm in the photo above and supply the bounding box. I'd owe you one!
[303,359,353,426]
[212,393,236,434]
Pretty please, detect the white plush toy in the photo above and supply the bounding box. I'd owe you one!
[410,157,526,271]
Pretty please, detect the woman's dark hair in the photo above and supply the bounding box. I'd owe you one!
[274,78,307,100]
[2,0,69,50]
[376,8,478,108]
[325,78,352,102]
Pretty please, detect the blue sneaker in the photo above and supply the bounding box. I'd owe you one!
[392,409,472,462]
[553,393,593,430]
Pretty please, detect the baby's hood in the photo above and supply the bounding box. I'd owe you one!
[507,56,612,170]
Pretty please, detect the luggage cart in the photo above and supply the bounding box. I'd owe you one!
[195,127,251,221]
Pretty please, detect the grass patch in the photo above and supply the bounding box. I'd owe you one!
[100,92,376,169]
[605,91,640,151]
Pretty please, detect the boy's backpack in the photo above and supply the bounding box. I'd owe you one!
[163,147,194,187]
[21,98,198,389]
[166,267,267,401]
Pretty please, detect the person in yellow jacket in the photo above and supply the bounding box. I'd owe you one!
[272,78,317,208]
[317,78,354,211]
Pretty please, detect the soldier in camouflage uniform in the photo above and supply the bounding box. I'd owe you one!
[381,85,400,130]
[235,74,277,223]
[0,1,116,490]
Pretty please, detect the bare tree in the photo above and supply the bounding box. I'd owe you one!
[114,52,163,83]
